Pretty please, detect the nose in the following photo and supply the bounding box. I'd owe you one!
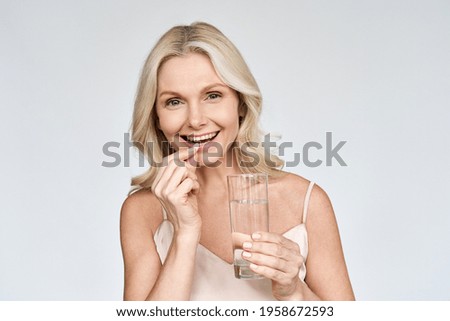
[187,103,207,129]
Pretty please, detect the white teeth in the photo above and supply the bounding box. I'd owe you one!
[187,132,217,142]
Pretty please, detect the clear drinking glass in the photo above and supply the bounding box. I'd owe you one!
[227,173,269,279]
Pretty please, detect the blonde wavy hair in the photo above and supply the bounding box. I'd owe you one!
[130,22,283,194]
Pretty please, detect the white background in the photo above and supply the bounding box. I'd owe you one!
[1,0,449,300]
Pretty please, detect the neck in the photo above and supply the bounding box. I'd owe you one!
[196,153,242,189]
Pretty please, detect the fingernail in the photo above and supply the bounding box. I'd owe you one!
[242,251,251,258]
[252,233,261,240]
[243,242,252,249]
[250,263,258,270]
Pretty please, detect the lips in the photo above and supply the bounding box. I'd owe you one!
[180,131,220,145]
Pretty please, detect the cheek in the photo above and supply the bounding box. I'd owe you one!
[215,106,239,127]
[223,112,240,135]
[157,112,183,139]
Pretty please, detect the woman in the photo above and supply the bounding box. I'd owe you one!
[120,22,354,301]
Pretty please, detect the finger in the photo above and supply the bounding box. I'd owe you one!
[152,161,179,195]
[171,177,198,201]
[232,232,253,248]
[251,231,300,253]
[244,240,301,261]
[242,234,304,276]
[174,144,200,163]
[164,166,198,193]
[183,168,198,184]
[191,179,200,195]
[153,146,200,193]
[185,146,201,168]
[242,251,298,274]
[166,145,200,170]
[241,250,299,276]
[161,165,186,193]
[247,263,292,284]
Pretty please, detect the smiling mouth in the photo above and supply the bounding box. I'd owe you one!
[180,131,220,144]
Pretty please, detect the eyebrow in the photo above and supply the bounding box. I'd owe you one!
[158,83,228,99]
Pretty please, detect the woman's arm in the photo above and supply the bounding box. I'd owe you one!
[304,184,355,300]
[120,192,200,300]
[121,147,202,301]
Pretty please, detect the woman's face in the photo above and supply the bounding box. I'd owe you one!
[155,52,240,165]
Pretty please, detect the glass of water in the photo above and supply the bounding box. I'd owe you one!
[227,173,269,279]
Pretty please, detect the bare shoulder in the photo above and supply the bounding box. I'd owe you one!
[309,183,333,210]
[268,172,313,229]
[121,188,158,211]
[269,171,337,228]
[306,182,336,227]
[120,188,163,236]
[269,171,311,195]
[270,171,332,210]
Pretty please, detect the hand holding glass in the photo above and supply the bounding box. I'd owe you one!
[227,174,269,279]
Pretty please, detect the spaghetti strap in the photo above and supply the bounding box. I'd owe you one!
[302,181,315,224]
[162,206,168,220]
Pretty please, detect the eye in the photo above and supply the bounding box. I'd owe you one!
[165,98,183,107]
[206,92,222,100]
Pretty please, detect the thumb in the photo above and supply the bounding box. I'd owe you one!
[185,144,201,168]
